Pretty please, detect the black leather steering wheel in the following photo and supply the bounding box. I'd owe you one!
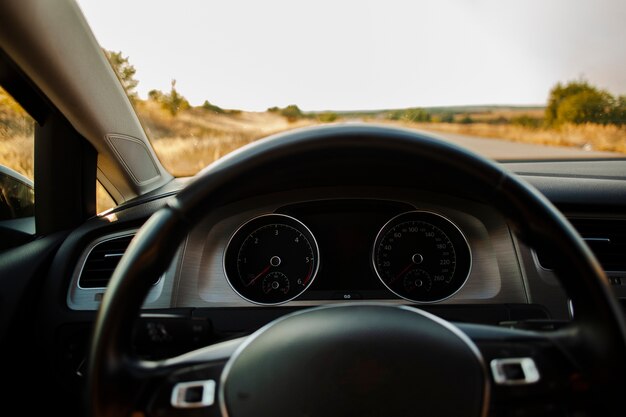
[88,125,626,417]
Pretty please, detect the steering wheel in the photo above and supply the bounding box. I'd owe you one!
[88,125,626,417]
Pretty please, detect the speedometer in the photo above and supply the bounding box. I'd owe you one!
[224,214,320,305]
[373,211,471,303]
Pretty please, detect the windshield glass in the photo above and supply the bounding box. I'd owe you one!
[78,0,625,176]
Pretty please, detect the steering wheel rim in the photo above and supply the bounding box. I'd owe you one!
[88,124,626,416]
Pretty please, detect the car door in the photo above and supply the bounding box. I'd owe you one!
[0,50,99,416]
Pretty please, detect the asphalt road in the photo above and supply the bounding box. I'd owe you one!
[416,129,620,160]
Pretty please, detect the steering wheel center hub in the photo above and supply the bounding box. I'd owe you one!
[220,304,487,417]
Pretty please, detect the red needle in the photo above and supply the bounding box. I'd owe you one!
[302,264,313,285]
[390,263,414,284]
[246,265,270,287]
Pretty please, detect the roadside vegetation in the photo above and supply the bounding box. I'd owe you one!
[0,88,33,179]
[1,50,625,212]
[407,80,626,153]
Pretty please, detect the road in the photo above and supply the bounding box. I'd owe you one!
[415,129,620,160]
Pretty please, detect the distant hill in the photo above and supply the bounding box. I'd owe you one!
[308,105,544,117]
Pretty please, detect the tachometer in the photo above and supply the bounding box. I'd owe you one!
[373,211,471,303]
[224,214,320,305]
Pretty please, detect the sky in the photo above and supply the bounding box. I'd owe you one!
[77,0,626,112]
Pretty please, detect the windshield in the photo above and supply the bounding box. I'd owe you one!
[78,0,625,176]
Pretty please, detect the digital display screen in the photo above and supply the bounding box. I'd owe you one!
[277,200,414,299]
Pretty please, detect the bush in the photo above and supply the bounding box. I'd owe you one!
[148,89,164,102]
[489,116,510,125]
[556,90,612,125]
[148,80,190,116]
[459,115,473,124]
[201,100,225,114]
[266,105,303,121]
[387,108,431,122]
[510,115,542,128]
[546,80,621,126]
[439,113,454,123]
[318,112,338,123]
[280,105,303,122]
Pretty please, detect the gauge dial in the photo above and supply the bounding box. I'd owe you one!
[373,211,471,303]
[224,214,319,305]
[403,269,432,294]
[262,271,290,295]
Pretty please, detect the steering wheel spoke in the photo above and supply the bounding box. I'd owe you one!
[121,337,245,416]
[460,323,600,416]
[144,360,226,417]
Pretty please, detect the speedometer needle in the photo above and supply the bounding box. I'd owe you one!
[246,265,270,287]
[390,263,414,284]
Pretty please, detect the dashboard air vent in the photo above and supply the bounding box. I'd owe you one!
[78,235,135,288]
[536,218,626,273]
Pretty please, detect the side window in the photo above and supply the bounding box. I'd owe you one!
[96,181,115,214]
[0,86,35,220]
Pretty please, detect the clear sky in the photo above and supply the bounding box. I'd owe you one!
[77,0,626,111]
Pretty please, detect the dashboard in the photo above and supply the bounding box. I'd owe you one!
[68,187,529,312]
[61,159,626,330]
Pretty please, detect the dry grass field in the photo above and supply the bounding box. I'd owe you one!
[0,135,33,179]
[139,101,316,176]
[396,121,626,154]
[0,88,33,179]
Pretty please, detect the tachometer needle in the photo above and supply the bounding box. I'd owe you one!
[302,264,313,285]
[246,265,270,287]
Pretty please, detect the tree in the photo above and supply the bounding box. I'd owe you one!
[162,80,190,116]
[556,90,613,125]
[280,105,303,122]
[104,50,139,100]
[165,80,190,115]
[611,96,626,126]
[147,81,190,116]
[546,80,614,126]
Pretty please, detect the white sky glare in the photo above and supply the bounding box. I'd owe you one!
[77,0,626,111]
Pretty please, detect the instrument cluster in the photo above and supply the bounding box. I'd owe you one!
[223,200,472,305]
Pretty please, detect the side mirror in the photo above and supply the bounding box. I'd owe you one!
[0,165,34,221]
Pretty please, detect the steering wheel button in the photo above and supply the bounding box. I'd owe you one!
[171,380,215,408]
[490,358,540,385]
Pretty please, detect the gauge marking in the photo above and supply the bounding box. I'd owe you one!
[372,211,471,303]
[224,214,320,305]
